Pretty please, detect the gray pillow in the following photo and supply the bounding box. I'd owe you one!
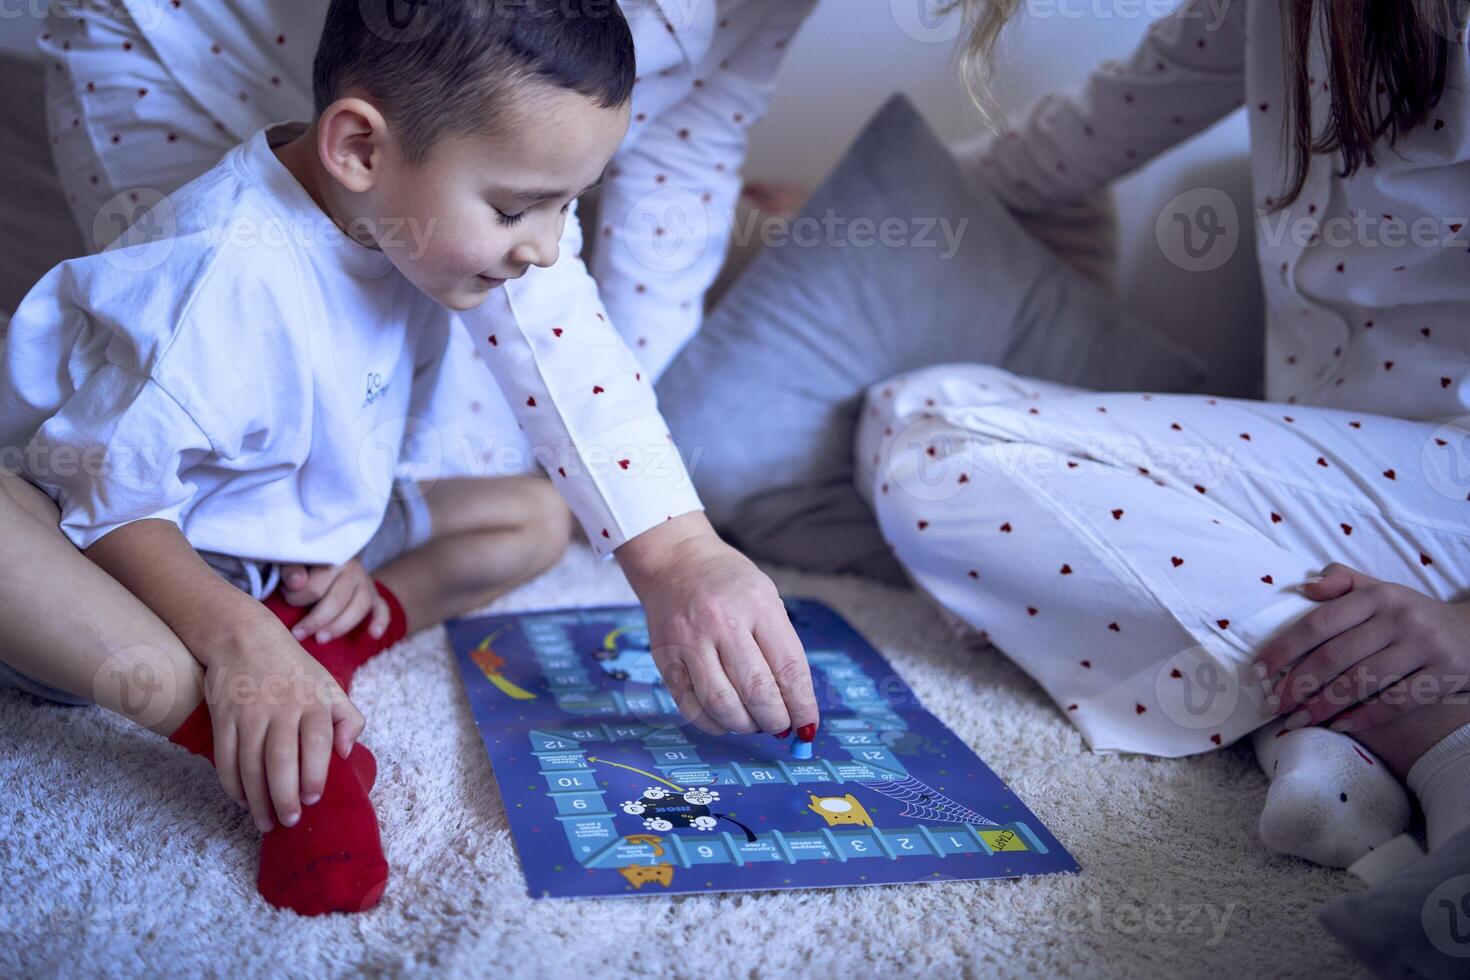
[1317,825,1470,978]
[657,94,1206,584]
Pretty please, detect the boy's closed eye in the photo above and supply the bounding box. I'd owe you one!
[489,172,605,227]
[493,200,572,228]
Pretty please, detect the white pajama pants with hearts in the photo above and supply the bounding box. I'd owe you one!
[855,363,1470,758]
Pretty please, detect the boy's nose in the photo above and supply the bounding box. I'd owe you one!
[509,233,559,270]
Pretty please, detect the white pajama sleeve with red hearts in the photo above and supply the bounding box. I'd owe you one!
[591,0,819,380]
[458,206,703,559]
[952,0,1248,213]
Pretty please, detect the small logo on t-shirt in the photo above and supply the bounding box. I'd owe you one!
[363,371,391,407]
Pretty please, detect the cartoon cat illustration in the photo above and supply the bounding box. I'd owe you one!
[618,864,674,889]
[807,794,874,827]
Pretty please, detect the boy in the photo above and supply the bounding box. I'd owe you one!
[0,0,628,915]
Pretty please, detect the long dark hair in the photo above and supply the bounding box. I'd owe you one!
[1277,0,1453,208]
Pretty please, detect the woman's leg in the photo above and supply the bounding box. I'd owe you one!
[856,364,1470,865]
[0,471,203,736]
[857,363,1469,762]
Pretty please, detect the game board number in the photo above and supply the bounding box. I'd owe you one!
[697,846,714,858]
[899,838,914,850]
[860,751,883,760]
[851,841,867,852]
[572,798,587,809]
[556,777,576,787]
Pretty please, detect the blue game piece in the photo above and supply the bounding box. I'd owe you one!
[791,738,813,760]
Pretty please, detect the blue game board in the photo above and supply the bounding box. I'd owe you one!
[448,598,1079,898]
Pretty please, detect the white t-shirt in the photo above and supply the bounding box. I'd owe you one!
[0,122,474,565]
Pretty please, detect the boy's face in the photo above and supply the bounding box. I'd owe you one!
[367,86,630,311]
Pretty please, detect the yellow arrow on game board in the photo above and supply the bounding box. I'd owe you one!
[587,756,684,792]
[470,630,537,700]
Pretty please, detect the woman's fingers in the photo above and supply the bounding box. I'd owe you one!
[754,616,820,734]
[1271,613,1398,717]
[1327,661,1454,733]
[1282,636,1417,728]
[265,718,302,827]
[1254,588,1377,682]
[238,719,275,832]
[681,646,760,735]
[656,653,724,737]
[299,708,333,807]
[718,633,791,736]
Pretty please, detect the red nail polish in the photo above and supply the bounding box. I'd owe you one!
[797,723,817,742]
[775,728,791,739]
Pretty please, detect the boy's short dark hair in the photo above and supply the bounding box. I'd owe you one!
[312,0,635,162]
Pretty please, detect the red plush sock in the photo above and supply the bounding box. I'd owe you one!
[167,690,388,915]
[262,581,408,694]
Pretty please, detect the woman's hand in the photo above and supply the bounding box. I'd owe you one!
[1250,563,1470,733]
[279,558,391,644]
[616,513,820,738]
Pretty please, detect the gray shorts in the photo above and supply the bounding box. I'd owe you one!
[0,487,431,707]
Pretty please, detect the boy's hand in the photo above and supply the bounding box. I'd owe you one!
[81,519,367,832]
[616,512,820,738]
[279,558,391,644]
[1251,563,1470,733]
[199,616,366,833]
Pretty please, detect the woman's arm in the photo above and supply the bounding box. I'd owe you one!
[590,0,819,380]
[952,0,1249,214]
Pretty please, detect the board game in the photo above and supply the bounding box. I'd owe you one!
[448,598,1078,898]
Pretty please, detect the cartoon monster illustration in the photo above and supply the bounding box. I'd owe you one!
[808,793,875,827]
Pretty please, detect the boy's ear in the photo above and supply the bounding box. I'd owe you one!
[317,98,389,194]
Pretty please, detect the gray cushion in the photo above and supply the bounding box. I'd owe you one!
[1318,825,1470,978]
[656,94,1206,583]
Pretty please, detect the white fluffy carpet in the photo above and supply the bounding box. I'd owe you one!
[0,544,1368,978]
